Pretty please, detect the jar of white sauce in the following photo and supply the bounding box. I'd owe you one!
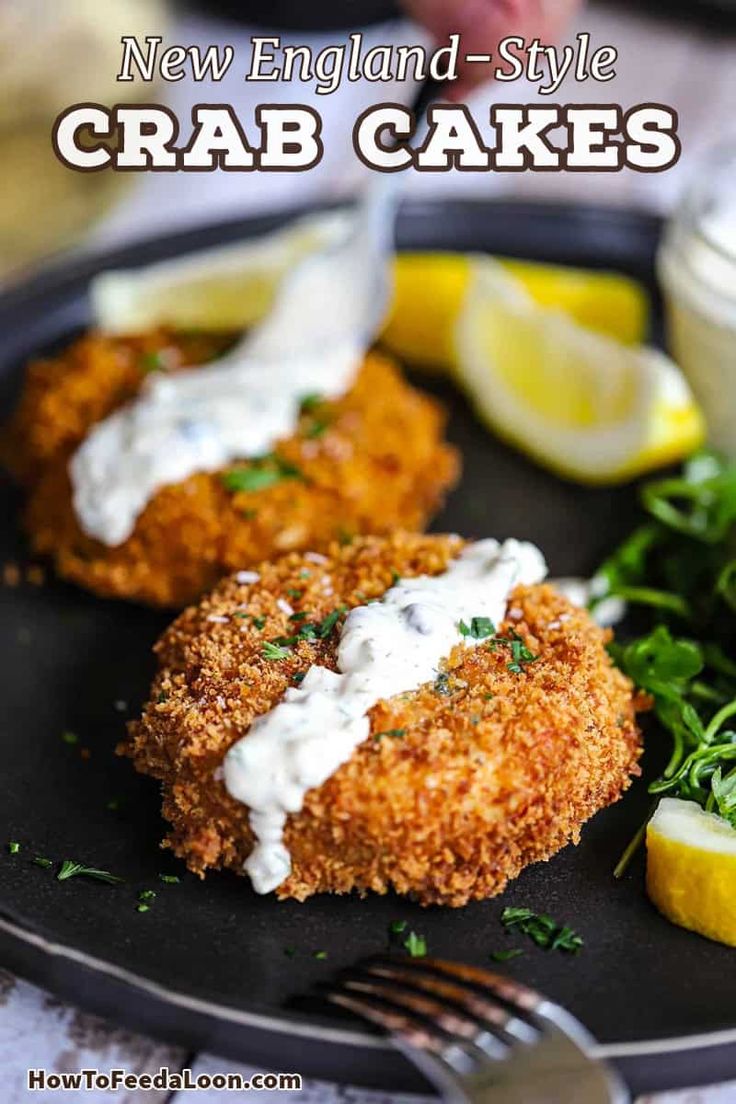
[657,144,736,455]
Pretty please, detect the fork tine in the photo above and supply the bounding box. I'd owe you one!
[414,958,603,1050]
[341,976,508,1059]
[362,959,539,1045]
[327,989,448,1055]
[418,957,542,1013]
[326,961,629,1104]
[325,988,480,1078]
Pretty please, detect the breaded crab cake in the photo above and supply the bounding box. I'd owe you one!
[4,331,458,607]
[122,532,642,907]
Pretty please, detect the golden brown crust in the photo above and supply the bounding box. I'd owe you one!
[122,532,642,907]
[4,332,459,607]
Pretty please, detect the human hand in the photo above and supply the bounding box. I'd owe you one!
[401,0,582,99]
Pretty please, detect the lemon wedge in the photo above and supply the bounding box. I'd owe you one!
[381,252,648,370]
[454,259,704,484]
[92,211,349,333]
[91,220,703,486]
[647,797,736,946]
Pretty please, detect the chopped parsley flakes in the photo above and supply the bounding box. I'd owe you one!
[458,616,496,640]
[489,631,538,674]
[374,728,406,741]
[298,392,334,439]
[304,417,331,439]
[222,455,303,494]
[262,641,291,661]
[403,931,427,958]
[139,350,166,374]
[270,607,346,649]
[299,392,323,413]
[501,907,583,954]
[490,948,524,963]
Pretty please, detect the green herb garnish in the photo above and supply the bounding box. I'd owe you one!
[389,919,408,935]
[403,931,427,958]
[158,874,180,884]
[139,889,156,902]
[299,392,323,414]
[7,842,20,854]
[593,452,736,871]
[32,856,53,869]
[304,417,331,439]
[139,350,165,374]
[500,907,583,954]
[61,730,79,745]
[458,616,496,640]
[299,392,333,437]
[262,641,291,661]
[490,948,524,963]
[488,631,538,674]
[313,950,328,960]
[222,455,303,494]
[57,861,123,885]
[270,607,345,648]
[374,728,406,741]
[137,903,150,913]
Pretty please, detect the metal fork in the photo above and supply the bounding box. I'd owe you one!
[325,956,629,1104]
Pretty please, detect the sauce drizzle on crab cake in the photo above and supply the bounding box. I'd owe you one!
[122,532,643,906]
[225,538,546,893]
[3,335,458,607]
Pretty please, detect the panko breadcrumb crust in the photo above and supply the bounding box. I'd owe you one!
[122,532,643,907]
[3,331,458,607]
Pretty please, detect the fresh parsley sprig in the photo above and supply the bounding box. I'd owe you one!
[57,860,124,884]
[594,451,736,865]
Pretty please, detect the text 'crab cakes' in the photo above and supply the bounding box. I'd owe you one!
[123,532,643,907]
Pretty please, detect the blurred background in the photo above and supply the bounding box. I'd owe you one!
[1,0,735,282]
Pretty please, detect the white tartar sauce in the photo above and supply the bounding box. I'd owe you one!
[69,341,358,546]
[223,538,547,895]
[70,206,383,546]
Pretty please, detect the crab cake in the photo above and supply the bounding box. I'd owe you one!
[122,532,642,907]
[3,330,458,607]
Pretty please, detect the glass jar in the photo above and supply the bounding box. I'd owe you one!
[657,142,736,455]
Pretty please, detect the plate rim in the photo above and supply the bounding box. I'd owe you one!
[5,908,736,1063]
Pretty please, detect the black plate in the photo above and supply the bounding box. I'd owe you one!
[2,201,735,1098]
